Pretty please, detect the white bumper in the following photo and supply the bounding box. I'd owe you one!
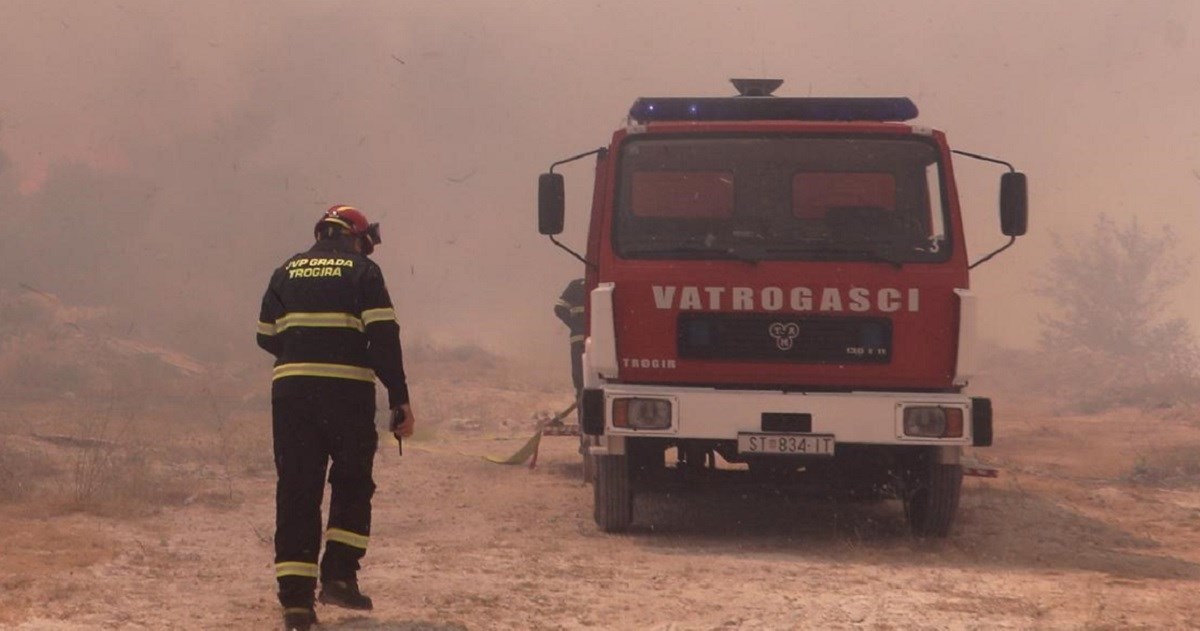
[596,383,975,446]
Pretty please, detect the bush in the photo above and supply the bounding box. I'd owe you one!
[1034,215,1199,410]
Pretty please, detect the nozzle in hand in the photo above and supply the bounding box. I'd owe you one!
[389,404,415,455]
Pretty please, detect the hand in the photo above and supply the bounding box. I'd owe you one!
[389,404,415,439]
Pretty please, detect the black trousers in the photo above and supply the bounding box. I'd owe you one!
[272,382,377,608]
[569,339,584,390]
[570,339,584,419]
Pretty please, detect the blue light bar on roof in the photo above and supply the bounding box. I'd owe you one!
[628,97,918,123]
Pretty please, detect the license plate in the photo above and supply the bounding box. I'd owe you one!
[737,433,835,456]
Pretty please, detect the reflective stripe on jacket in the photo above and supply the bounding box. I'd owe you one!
[257,238,409,407]
[554,278,587,337]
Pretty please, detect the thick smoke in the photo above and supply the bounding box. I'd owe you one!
[1,1,1198,373]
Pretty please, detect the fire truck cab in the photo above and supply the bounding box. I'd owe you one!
[538,79,1027,536]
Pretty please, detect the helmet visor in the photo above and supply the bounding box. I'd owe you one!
[366,223,381,245]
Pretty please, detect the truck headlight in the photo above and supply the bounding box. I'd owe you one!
[612,397,672,430]
[902,406,964,438]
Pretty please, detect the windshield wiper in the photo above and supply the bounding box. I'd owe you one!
[622,244,761,265]
[762,243,906,268]
[722,244,763,265]
[823,245,905,269]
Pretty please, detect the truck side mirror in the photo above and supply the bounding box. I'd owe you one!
[999,172,1028,236]
[538,173,565,235]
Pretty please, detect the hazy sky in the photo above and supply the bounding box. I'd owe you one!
[1,0,1197,366]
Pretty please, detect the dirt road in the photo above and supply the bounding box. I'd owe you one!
[3,396,1200,629]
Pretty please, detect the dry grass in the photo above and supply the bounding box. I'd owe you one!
[67,441,195,515]
[55,400,205,515]
[405,343,572,439]
[0,390,275,518]
[0,438,57,502]
[1129,444,1200,487]
[0,337,569,520]
[977,344,1200,415]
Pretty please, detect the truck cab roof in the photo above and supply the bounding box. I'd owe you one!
[628,96,919,124]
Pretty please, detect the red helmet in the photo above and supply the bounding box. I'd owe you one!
[315,204,381,254]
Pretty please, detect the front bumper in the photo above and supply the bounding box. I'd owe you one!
[584,383,987,451]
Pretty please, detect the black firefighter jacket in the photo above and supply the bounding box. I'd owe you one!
[256,238,410,408]
[554,278,586,344]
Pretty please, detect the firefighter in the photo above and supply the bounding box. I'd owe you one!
[554,278,586,403]
[257,204,415,631]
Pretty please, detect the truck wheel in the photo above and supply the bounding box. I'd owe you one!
[594,454,633,532]
[903,459,963,537]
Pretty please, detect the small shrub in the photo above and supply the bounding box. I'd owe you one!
[0,439,57,502]
[66,439,195,515]
[63,405,196,515]
[1128,444,1200,486]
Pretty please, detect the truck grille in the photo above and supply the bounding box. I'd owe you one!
[677,313,892,364]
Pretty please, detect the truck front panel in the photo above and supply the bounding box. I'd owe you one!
[589,125,969,392]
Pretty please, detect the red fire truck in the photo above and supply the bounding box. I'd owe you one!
[538,79,1027,536]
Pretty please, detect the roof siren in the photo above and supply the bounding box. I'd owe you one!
[730,78,784,97]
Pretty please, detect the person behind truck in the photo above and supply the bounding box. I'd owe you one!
[256,204,415,631]
[554,278,587,406]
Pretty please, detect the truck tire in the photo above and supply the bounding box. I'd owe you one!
[594,454,633,532]
[903,459,963,538]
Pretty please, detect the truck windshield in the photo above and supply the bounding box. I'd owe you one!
[614,135,949,264]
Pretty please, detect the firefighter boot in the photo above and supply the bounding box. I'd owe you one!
[281,607,318,631]
[318,579,374,611]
